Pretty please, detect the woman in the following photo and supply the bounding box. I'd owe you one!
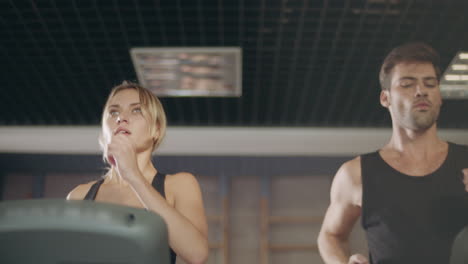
[67,81,208,264]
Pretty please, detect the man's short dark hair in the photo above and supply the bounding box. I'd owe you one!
[379,42,441,90]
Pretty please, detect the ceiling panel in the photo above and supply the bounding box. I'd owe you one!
[1,0,467,127]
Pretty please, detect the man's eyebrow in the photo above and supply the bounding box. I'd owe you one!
[399,77,417,81]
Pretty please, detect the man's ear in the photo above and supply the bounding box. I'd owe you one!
[380,90,390,108]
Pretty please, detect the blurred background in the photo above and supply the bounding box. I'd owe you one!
[1,0,468,263]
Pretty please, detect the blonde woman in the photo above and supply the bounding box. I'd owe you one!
[68,81,208,264]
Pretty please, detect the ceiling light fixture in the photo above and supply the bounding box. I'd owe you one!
[130,47,242,97]
[440,51,468,99]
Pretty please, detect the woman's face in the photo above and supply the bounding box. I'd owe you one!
[103,89,156,153]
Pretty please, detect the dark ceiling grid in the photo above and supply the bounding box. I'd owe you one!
[0,51,19,125]
[162,1,185,125]
[205,1,221,126]
[1,0,467,128]
[63,1,110,90]
[194,0,212,126]
[443,17,466,63]
[97,1,144,113]
[225,5,244,126]
[424,1,454,69]
[242,4,267,125]
[186,2,202,126]
[55,0,111,118]
[30,0,96,123]
[174,0,199,126]
[453,6,468,53]
[384,0,417,52]
[161,5,184,125]
[323,0,370,126]
[112,0,132,60]
[336,1,392,126]
[279,0,308,125]
[90,0,127,81]
[197,0,214,125]
[175,0,186,45]
[425,1,451,45]
[308,0,351,126]
[112,0,137,79]
[133,0,149,45]
[236,0,244,125]
[265,0,287,125]
[151,0,179,125]
[353,0,415,126]
[1,18,52,125]
[9,0,84,125]
[250,0,266,125]
[1,47,42,125]
[294,0,329,125]
[401,2,441,51]
[21,2,84,125]
[218,0,224,45]
[154,0,168,44]
[218,0,230,126]
[1,77,17,125]
[197,0,206,45]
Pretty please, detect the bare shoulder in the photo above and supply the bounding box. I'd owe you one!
[66,181,96,200]
[166,171,199,184]
[337,156,362,185]
[165,172,201,192]
[165,172,202,201]
[331,156,362,206]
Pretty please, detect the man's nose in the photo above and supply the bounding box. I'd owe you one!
[415,83,428,97]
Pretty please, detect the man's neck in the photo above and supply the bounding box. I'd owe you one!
[386,123,445,156]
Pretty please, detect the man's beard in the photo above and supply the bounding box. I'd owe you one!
[400,107,440,131]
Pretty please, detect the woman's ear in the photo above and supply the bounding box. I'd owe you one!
[380,90,390,108]
[153,128,160,144]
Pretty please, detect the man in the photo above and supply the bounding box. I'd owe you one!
[317,42,468,264]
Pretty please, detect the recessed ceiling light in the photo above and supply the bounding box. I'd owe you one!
[452,64,468,71]
[130,47,242,97]
[459,53,468,59]
[440,51,468,99]
[445,75,461,81]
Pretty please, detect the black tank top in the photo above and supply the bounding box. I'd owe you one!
[84,172,177,264]
[361,142,468,264]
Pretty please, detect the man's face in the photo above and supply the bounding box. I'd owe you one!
[380,62,442,131]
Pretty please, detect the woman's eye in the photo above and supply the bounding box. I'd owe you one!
[132,108,142,113]
[109,110,119,117]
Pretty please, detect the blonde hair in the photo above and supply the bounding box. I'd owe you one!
[99,81,167,165]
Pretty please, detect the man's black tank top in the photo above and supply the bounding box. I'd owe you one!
[84,172,177,264]
[361,142,468,264]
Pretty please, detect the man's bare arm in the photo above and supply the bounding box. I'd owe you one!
[318,157,367,264]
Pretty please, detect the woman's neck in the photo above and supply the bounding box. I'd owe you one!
[107,149,157,185]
